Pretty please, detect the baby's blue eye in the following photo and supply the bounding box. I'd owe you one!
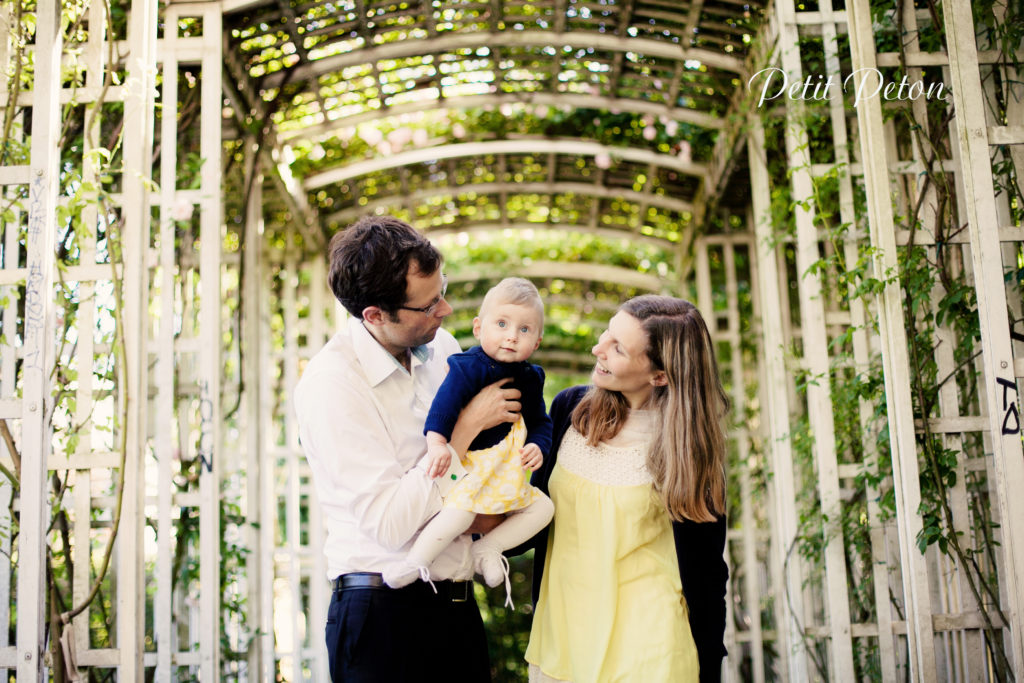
[497,320,507,328]
[520,326,529,334]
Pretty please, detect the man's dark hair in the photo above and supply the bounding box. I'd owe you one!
[327,215,442,319]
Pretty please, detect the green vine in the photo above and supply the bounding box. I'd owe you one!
[762,0,1023,678]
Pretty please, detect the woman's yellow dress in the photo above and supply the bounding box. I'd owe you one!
[525,422,699,683]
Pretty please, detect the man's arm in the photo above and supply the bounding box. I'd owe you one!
[296,370,441,551]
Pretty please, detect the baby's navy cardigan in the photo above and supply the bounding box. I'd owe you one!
[424,345,553,454]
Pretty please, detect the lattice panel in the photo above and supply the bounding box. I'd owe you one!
[747,0,1024,680]
[262,243,336,682]
[693,233,773,682]
[0,0,158,677]
[141,3,225,680]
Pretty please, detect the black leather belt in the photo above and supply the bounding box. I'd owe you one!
[332,572,472,602]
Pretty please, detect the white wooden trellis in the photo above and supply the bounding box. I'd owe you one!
[0,3,24,672]
[844,4,939,679]
[148,3,223,679]
[17,0,60,677]
[695,240,735,682]
[306,255,331,683]
[775,1,857,678]
[694,233,770,683]
[0,1,1020,680]
[942,0,1024,670]
[821,2,902,676]
[747,113,808,683]
[0,0,155,677]
[120,0,158,676]
[740,0,1024,680]
[259,240,334,681]
[282,249,303,682]
[241,138,273,682]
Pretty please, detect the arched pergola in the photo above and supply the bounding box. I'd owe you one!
[1,1,1022,681]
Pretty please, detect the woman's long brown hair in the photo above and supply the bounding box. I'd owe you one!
[572,295,729,522]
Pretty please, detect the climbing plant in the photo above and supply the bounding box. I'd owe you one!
[0,1,256,679]
[751,0,1024,679]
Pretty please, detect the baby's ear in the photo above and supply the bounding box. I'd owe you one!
[472,316,482,338]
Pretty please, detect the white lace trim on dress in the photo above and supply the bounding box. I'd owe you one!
[557,425,653,487]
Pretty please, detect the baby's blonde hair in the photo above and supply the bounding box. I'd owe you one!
[480,277,544,325]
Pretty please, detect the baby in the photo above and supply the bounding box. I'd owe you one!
[384,277,555,604]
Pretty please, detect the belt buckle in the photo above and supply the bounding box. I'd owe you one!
[451,580,470,602]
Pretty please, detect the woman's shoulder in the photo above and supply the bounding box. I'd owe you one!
[552,385,590,412]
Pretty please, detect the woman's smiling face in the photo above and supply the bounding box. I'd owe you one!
[591,311,661,409]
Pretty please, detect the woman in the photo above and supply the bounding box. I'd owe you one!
[524,295,729,683]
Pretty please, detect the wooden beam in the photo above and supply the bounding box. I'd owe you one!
[450,260,673,292]
[260,30,744,89]
[304,138,708,189]
[277,91,724,142]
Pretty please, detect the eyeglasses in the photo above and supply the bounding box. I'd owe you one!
[398,275,448,315]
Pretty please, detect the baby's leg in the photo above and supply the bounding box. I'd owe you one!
[383,509,475,589]
[475,495,554,552]
[471,495,555,598]
[408,508,476,565]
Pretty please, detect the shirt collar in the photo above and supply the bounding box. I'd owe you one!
[411,343,433,365]
[350,317,434,387]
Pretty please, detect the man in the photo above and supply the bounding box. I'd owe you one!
[294,215,518,682]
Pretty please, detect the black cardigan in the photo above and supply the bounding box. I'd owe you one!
[524,385,729,683]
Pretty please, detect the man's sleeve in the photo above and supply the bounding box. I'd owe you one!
[295,370,441,551]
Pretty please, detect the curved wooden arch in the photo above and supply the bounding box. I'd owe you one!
[422,222,680,251]
[277,92,724,143]
[226,0,757,150]
[260,31,744,90]
[304,138,707,190]
[326,180,693,230]
[449,260,674,293]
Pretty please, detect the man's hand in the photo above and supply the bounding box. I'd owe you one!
[463,377,522,431]
[449,379,522,457]
[520,443,543,471]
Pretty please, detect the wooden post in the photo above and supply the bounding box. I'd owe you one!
[16,0,61,677]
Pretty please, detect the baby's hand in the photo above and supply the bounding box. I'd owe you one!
[426,442,451,479]
[520,443,543,471]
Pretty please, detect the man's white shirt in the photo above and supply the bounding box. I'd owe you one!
[294,317,472,580]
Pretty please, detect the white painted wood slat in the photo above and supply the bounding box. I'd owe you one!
[846,1,940,679]
[118,1,158,677]
[747,116,807,683]
[16,0,61,678]
[942,0,1024,671]
[776,1,856,677]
